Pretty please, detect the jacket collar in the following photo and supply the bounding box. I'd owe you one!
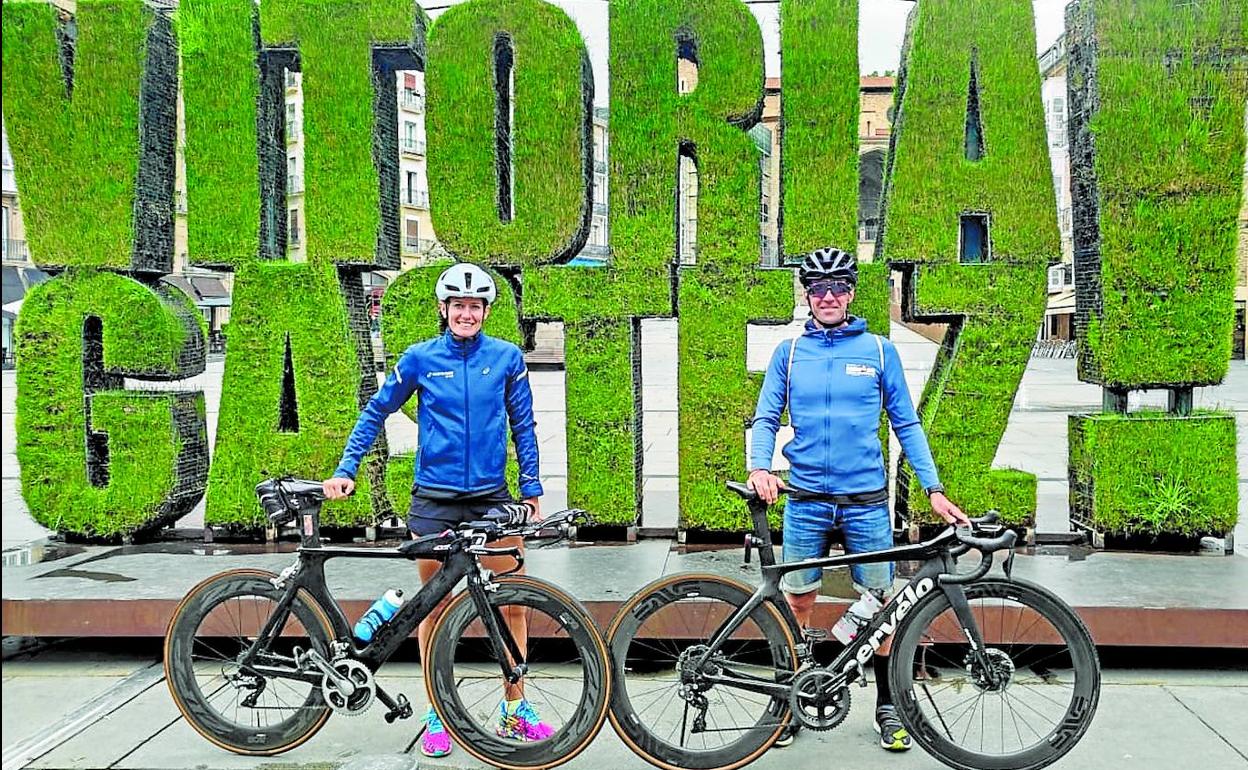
[442,329,485,355]
[803,315,867,341]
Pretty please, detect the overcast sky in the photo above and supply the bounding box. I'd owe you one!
[428,0,1070,106]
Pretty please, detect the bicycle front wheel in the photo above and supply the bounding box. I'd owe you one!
[425,575,611,770]
[607,573,798,770]
[164,569,334,755]
[889,578,1100,770]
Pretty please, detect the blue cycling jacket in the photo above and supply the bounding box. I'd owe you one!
[750,317,941,496]
[333,331,543,499]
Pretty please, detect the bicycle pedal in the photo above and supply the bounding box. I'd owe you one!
[384,694,413,723]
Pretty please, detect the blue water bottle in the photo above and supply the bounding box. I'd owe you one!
[354,589,404,643]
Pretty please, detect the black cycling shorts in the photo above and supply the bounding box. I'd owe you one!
[406,485,513,537]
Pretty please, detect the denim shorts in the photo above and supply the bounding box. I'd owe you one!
[780,498,895,595]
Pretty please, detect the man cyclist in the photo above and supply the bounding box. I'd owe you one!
[323,262,552,758]
[748,247,969,752]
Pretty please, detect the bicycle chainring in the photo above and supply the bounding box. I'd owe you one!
[322,658,375,716]
[789,668,850,732]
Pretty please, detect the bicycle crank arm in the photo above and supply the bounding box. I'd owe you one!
[296,648,356,696]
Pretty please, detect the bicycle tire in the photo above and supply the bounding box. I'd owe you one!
[889,577,1100,770]
[164,569,334,755]
[606,573,798,770]
[425,575,611,770]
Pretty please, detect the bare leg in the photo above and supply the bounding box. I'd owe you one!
[416,558,452,675]
[784,589,818,630]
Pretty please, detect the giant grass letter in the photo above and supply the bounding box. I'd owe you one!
[428,0,653,525]
[15,271,207,539]
[1066,0,1243,538]
[878,0,1055,526]
[600,0,792,531]
[2,0,176,273]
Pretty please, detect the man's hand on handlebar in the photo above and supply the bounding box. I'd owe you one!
[747,469,784,505]
[322,476,355,500]
[931,492,971,528]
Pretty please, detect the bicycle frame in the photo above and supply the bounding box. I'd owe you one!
[237,503,530,716]
[692,498,1006,699]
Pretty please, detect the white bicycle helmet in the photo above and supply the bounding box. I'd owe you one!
[435,263,497,305]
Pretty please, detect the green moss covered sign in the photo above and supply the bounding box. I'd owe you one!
[3,0,1240,539]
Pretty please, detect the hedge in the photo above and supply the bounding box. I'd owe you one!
[425,0,592,264]
[1069,412,1238,537]
[877,0,1055,526]
[379,263,524,511]
[2,0,176,274]
[206,261,374,528]
[1067,0,1244,388]
[255,0,424,269]
[14,269,208,539]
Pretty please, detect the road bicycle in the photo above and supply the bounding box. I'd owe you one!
[607,482,1099,770]
[164,477,610,770]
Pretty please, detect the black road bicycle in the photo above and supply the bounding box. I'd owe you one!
[164,478,611,770]
[607,483,1099,770]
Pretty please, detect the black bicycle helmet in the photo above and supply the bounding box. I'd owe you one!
[798,247,857,287]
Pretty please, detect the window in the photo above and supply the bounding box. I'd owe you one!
[594,173,607,205]
[1048,264,1069,291]
[288,208,300,245]
[404,217,419,251]
[406,171,417,204]
[288,156,297,176]
[403,121,419,153]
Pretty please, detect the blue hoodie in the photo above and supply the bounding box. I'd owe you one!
[750,317,940,497]
[334,331,543,499]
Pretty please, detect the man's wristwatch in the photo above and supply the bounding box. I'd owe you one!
[924,484,946,497]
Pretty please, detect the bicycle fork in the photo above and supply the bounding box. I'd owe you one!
[467,571,529,684]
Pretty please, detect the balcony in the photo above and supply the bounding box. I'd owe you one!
[286,125,301,144]
[401,138,426,156]
[2,239,30,263]
[400,92,424,112]
[403,237,436,253]
[287,174,304,195]
[285,70,299,91]
[175,189,188,214]
[403,189,430,208]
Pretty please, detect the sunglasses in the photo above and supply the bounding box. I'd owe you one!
[808,280,854,299]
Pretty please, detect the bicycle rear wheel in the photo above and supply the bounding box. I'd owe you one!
[607,574,798,770]
[164,569,334,755]
[425,575,611,770]
[889,578,1100,770]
